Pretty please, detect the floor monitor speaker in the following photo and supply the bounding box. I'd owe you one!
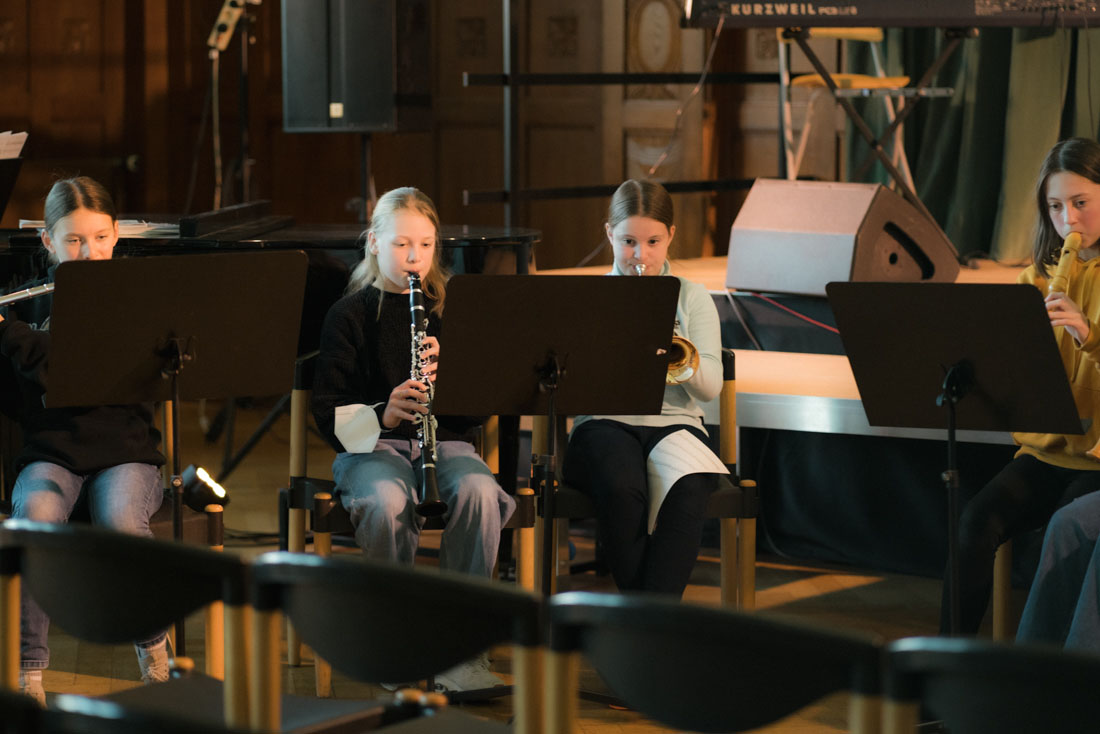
[726,179,960,296]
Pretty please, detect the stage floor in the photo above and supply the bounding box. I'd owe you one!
[541,255,1026,291]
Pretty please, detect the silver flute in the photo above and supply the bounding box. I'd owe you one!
[0,283,55,306]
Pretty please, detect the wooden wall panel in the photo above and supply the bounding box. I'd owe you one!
[1,0,129,225]
[2,0,723,267]
[434,0,504,227]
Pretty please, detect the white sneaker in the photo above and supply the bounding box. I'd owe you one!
[433,653,504,693]
[135,639,171,684]
[19,669,45,707]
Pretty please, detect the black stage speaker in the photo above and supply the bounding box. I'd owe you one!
[281,0,431,133]
[726,179,960,297]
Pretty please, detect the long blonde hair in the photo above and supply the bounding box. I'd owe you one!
[346,187,447,314]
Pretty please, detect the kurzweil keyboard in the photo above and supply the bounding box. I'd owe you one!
[683,0,1100,27]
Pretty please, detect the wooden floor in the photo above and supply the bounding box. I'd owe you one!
[31,398,1009,732]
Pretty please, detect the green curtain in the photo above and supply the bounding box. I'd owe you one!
[846,27,1100,262]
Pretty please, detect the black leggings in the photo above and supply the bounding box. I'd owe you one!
[562,420,718,597]
[943,453,1100,633]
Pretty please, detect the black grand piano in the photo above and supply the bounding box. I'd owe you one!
[1,199,539,354]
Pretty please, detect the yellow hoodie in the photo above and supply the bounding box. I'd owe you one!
[1014,257,1100,470]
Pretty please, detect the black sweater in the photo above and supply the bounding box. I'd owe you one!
[0,274,164,474]
[312,285,479,453]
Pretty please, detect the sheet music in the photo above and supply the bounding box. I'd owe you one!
[0,131,27,159]
[646,429,729,534]
[18,219,180,238]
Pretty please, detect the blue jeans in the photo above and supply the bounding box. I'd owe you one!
[12,461,166,669]
[944,455,1100,634]
[1017,490,1100,652]
[332,439,515,577]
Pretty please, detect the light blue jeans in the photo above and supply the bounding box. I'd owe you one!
[332,439,515,577]
[1016,490,1100,652]
[12,461,166,669]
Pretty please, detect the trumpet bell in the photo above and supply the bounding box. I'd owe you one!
[666,335,700,385]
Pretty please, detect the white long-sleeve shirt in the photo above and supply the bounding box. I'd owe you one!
[572,260,722,433]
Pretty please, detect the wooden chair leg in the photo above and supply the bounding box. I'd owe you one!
[738,515,757,611]
[205,505,225,680]
[205,601,225,681]
[250,607,281,733]
[0,570,20,691]
[288,384,310,667]
[882,699,920,734]
[311,496,334,698]
[720,517,738,609]
[513,644,543,734]
[535,515,558,596]
[286,506,307,666]
[224,603,250,730]
[516,488,536,593]
[849,692,882,734]
[544,649,579,734]
[992,539,1013,641]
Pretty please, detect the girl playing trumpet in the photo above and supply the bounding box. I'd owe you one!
[562,179,725,598]
[0,177,168,703]
[946,137,1100,635]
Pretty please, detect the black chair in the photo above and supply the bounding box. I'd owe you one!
[278,352,537,695]
[0,520,470,734]
[250,550,543,733]
[0,518,251,729]
[537,349,759,606]
[884,636,1100,734]
[0,685,41,734]
[547,591,884,734]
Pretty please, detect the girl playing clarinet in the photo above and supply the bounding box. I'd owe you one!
[311,186,514,692]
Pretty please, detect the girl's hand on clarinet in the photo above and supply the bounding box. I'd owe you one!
[382,378,430,428]
[420,336,440,382]
[1046,291,1091,344]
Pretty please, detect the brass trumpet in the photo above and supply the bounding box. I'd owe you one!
[666,335,700,385]
[633,263,700,384]
[0,283,54,306]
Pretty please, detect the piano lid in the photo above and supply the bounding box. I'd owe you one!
[683,0,1100,28]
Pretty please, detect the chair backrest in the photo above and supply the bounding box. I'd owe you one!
[549,591,883,733]
[45,693,246,733]
[0,686,41,733]
[886,636,1100,734]
[252,550,542,684]
[250,551,544,733]
[0,518,247,646]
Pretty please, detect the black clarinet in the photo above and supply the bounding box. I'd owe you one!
[408,273,447,517]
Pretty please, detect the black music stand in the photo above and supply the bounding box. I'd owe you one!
[827,282,1083,634]
[434,274,681,594]
[45,250,307,653]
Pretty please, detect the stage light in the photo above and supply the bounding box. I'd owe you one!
[182,465,230,513]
